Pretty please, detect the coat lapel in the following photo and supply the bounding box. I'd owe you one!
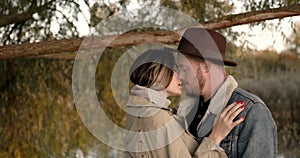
[197,76,238,137]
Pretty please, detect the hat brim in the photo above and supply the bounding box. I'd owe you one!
[223,59,237,67]
[176,48,237,67]
[201,57,237,67]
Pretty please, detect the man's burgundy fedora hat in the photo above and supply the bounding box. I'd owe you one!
[177,28,237,66]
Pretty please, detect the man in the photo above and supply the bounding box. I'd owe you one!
[176,28,277,158]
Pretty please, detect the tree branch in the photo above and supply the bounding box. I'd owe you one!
[201,4,300,30]
[0,31,179,60]
[0,0,54,27]
[0,4,299,60]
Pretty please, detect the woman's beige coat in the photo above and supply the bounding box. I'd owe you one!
[125,85,227,158]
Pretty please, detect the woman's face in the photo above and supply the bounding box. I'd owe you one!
[165,72,182,97]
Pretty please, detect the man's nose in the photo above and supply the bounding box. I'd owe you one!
[178,72,185,81]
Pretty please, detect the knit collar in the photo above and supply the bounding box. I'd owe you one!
[128,85,171,108]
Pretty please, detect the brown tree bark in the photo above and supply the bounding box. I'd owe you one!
[0,4,299,60]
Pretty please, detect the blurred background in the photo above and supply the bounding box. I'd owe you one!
[0,0,299,157]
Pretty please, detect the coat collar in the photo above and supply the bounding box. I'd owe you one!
[128,85,171,108]
[197,75,238,136]
[208,75,238,116]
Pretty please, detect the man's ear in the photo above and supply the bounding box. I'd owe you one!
[201,62,209,73]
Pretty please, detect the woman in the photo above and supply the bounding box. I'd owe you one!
[125,48,245,158]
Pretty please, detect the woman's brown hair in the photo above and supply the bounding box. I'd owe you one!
[129,48,176,90]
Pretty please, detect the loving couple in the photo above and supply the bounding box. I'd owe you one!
[125,28,277,158]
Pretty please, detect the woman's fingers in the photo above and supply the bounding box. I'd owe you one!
[221,101,244,120]
[220,101,238,117]
[227,104,244,122]
[221,101,246,127]
[233,117,245,127]
[208,101,247,145]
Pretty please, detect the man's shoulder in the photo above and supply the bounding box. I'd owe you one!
[230,87,274,120]
[231,87,265,105]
